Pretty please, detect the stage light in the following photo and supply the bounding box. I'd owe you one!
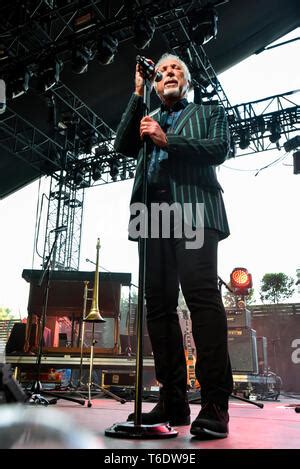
[238,127,251,150]
[188,5,218,45]
[269,120,281,143]
[72,45,95,74]
[283,135,300,153]
[293,151,300,175]
[38,57,63,92]
[97,34,118,65]
[109,158,120,182]
[256,115,266,134]
[120,161,127,180]
[58,111,79,130]
[74,168,85,186]
[7,68,32,99]
[230,267,253,296]
[128,170,134,178]
[133,16,155,49]
[91,163,103,181]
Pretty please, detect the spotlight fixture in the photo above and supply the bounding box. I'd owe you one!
[72,45,95,74]
[58,111,79,130]
[188,5,218,46]
[268,119,281,143]
[95,144,109,157]
[120,161,127,180]
[293,151,300,175]
[128,170,135,178]
[109,158,120,182]
[97,34,118,65]
[230,267,253,296]
[256,115,266,134]
[38,57,63,92]
[74,167,85,186]
[283,135,300,153]
[238,127,251,150]
[133,16,155,49]
[7,68,32,99]
[74,167,89,188]
[92,163,103,181]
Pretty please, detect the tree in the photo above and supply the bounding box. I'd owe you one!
[223,288,256,308]
[259,273,295,304]
[0,307,13,320]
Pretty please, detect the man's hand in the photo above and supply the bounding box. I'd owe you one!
[135,59,155,97]
[140,116,168,147]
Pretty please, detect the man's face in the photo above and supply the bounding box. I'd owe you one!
[155,58,188,101]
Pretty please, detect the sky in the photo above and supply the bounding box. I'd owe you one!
[0,28,299,318]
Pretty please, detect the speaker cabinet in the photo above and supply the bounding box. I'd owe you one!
[226,308,252,328]
[5,323,36,354]
[0,364,27,403]
[256,336,268,374]
[228,328,258,373]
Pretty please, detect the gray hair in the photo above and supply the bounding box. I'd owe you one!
[154,53,191,96]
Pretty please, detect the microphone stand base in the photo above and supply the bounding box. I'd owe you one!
[105,421,178,439]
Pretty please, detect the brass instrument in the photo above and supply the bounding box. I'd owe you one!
[84,238,105,323]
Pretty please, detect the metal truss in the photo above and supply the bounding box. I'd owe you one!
[1,0,299,268]
[51,82,115,152]
[228,90,300,157]
[42,171,84,271]
[0,106,63,175]
[0,1,199,77]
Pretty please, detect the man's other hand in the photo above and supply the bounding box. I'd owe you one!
[140,116,168,147]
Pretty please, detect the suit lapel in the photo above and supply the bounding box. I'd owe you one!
[172,103,198,134]
[151,102,198,131]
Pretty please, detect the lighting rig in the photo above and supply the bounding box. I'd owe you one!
[1,1,299,271]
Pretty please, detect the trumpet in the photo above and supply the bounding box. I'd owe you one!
[84,238,105,322]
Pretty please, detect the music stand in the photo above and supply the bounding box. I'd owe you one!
[27,229,84,406]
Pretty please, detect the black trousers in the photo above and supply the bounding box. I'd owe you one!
[144,221,233,408]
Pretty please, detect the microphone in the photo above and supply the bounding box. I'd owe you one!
[50,225,67,233]
[136,55,162,82]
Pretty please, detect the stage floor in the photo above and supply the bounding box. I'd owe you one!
[1,395,300,450]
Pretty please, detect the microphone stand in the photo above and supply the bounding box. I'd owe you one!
[27,229,85,406]
[105,74,177,439]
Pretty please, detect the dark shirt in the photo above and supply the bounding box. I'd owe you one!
[147,98,189,189]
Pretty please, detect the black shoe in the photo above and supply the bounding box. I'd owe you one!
[127,400,190,426]
[190,402,229,439]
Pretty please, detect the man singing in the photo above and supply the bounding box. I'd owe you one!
[114,53,233,439]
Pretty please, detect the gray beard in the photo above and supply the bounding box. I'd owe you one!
[163,87,181,97]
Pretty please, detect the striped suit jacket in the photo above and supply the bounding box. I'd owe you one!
[114,93,230,240]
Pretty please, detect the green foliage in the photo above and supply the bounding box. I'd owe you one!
[0,307,13,320]
[223,288,256,308]
[259,273,295,304]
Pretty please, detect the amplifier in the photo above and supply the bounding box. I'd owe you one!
[226,308,251,328]
[256,336,268,374]
[101,370,136,388]
[228,328,258,373]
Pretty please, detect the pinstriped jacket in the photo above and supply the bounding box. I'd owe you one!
[114,93,230,240]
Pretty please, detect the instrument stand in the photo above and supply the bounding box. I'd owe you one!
[105,74,177,439]
[83,322,126,407]
[27,231,84,407]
